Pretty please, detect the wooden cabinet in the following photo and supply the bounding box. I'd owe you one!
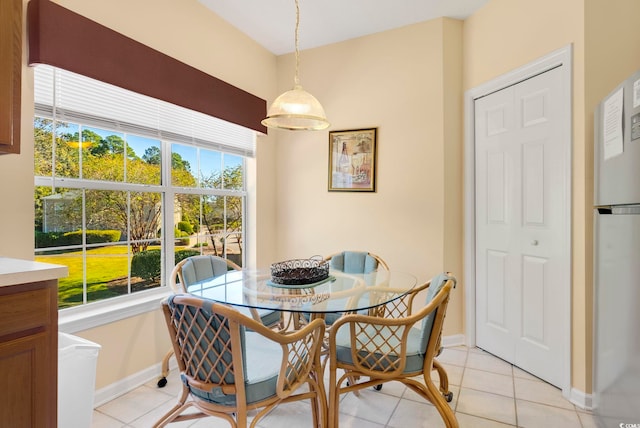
[0,280,58,427]
[0,0,22,154]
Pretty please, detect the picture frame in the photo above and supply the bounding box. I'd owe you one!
[328,128,377,192]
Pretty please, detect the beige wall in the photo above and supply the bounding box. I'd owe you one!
[442,20,465,334]
[271,18,465,335]
[77,309,168,389]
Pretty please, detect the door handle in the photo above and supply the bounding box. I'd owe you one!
[531,240,539,246]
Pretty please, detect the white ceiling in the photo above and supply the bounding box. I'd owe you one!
[198,0,490,55]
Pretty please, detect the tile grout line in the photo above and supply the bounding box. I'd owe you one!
[451,346,469,422]
[455,347,470,414]
[384,389,404,428]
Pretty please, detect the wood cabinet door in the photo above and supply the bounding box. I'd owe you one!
[0,332,55,427]
[0,0,22,154]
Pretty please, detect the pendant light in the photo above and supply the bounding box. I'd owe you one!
[261,0,329,131]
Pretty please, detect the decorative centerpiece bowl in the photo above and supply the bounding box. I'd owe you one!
[270,256,329,285]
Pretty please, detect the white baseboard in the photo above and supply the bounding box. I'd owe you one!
[93,358,178,407]
[569,387,594,411]
[442,334,466,348]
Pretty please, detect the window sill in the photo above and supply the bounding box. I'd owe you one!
[58,288,169,334]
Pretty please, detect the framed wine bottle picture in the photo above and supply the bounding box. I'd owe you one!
[328,128,377,192]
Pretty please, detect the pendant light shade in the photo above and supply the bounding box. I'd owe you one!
[262,84,329,130]
[261,0,329,131]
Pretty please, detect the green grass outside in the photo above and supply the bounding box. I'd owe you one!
[36,245,181,308]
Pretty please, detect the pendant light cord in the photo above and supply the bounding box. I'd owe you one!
[294,0,300,86]
[261,0,329,130]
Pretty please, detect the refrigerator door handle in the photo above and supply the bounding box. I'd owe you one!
[611,205,640,215]
[596,205,640,215]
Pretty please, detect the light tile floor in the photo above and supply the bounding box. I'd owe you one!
[92,346,598,427]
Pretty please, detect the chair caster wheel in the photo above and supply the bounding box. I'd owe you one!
[444,391,453,402]
[157,377,168,388]
[373,384,383,391]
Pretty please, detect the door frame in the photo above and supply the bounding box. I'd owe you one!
[464,44,573,396]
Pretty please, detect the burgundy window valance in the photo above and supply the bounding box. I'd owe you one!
[27,0,267,134]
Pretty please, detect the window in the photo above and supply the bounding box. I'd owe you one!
[34,66,254,310]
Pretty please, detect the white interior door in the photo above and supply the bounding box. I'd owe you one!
[474,66,568,387]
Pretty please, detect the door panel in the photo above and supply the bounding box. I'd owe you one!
[475,66,567,387]
[523,142,545,225]
[522,255,546,343]
[487,151,507,223]
[486,249,507,329]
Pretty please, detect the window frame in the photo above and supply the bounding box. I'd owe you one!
[34,121,248,331]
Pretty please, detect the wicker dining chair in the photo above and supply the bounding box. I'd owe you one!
[327,273,458,428]
[155,294,327,428]
[157,255,282,388]
[303,251,389,325]
[366,275,454,401]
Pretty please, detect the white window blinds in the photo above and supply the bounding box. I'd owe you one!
[34,65,256,157]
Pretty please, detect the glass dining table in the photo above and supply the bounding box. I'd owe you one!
[184,268,417,318]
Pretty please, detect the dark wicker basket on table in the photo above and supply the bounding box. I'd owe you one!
[270,257,329,285]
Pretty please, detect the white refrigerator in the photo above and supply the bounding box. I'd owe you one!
[593,69,640,426]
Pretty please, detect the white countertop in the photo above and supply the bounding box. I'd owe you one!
[0,257,68,287]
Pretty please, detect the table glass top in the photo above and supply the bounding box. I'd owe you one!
[185,269,417,314]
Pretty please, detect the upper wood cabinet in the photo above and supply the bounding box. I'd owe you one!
[0,0,22,154]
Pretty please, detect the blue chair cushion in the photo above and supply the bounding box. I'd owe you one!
[181,255,229,285]
[183,324,283,406]
[330,251,378,274]
[419,273,453,354]
[329,254,344,270]
[363,255,379,274]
